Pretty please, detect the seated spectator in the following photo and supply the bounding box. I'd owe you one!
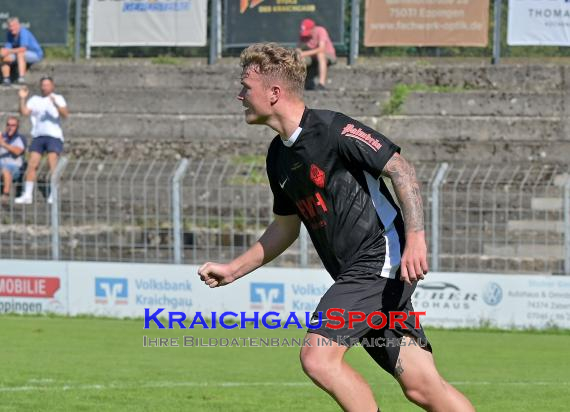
[0,116,26,204]
[1,17,44,85]
[297,18,336,90]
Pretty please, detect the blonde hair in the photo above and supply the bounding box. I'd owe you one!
[240,43,306,97]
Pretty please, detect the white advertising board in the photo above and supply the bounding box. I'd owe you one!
[88,0,208,46]
[508,0,570,46]
[68,261,196,317]
[412,272,570,329]
[0,260,68,315]
[1,260,569,329]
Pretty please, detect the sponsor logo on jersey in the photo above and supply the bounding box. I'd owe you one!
[296,192,329,229]
[341,124,382,152]
[310,164,326,188]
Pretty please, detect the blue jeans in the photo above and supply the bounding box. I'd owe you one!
[0,162,22,180]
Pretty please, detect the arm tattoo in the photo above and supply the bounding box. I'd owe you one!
[382,154,424,233]
[394,358,404,378]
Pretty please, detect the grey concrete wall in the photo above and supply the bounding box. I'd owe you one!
[0,60,568,163]
[0,89,391,116]
[23,61,563,92]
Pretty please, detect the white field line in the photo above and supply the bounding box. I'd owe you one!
[0,382,312,392]
[0,380,566,393]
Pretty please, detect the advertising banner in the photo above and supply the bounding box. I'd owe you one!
[364,0,489,47]
[507,0,570,46]
[413,272,570,328]
[1,260,569,330]
[0,260,68,314]
[224,0,344,47]
[68,262,196,317]
[89,0,208,46]
[0,0,69,45]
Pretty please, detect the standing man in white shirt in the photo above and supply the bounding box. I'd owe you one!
[15,76,69,204]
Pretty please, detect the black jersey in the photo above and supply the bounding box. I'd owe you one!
[266,108,406,280]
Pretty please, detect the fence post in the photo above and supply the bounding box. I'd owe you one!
[51,157,69,261]
[430,163,449,271]
[300,224,309,267]
[172,159,190,264]
[564,176,570,276]
[85,0,92,59]
[209,0,221,64]
[349,0,361,66]
[74,0,83,62]
[492,0,502,65]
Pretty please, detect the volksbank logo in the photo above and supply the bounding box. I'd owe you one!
[95,278,128,305]
[250,282,284,310]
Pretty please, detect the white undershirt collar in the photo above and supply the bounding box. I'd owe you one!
[281,127,303,147]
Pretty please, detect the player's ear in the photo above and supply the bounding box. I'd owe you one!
[269,85,281,104]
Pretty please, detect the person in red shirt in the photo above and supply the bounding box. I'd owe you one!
[297,18,336,90]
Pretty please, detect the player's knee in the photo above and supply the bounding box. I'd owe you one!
[402,378,446,408]
[300,347,334,381]
[403,386,430,407]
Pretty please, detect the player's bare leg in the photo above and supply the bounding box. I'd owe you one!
[47,152,59,174]
[1,55,13,79]
[316,50,328,87]
[300,333,379,412]
[25,151,41,183]
[395,336,475,411]
[2,169,13,195]
[16,50,27,79]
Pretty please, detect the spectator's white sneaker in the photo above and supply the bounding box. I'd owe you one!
[14,195,32,205]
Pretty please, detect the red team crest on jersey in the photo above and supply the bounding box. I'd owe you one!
[310,164,326,188]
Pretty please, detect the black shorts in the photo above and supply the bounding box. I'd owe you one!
[308,269,432,376]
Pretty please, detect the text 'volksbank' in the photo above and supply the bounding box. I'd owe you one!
[135,279,192,309]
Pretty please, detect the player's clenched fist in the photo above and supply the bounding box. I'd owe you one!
[197,262,236,288]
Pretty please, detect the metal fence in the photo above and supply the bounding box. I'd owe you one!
[1,158,569,275]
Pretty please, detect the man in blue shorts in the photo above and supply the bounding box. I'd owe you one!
[0,116,26,204]
[15,77,68,205]
[1,17,43,85]
[198,43,475,411]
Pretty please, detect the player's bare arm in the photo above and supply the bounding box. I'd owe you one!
[18,86,31,116]
[198,214,301,288]
[300,41,326,58]
[381,152,428,284]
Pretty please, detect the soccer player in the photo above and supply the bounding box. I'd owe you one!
[198,43,475,411]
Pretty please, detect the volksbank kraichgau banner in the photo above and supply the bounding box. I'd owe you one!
[508,0,570,45]
[89,0,208,46]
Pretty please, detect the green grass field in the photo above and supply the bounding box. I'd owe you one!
[1,315,569,411]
